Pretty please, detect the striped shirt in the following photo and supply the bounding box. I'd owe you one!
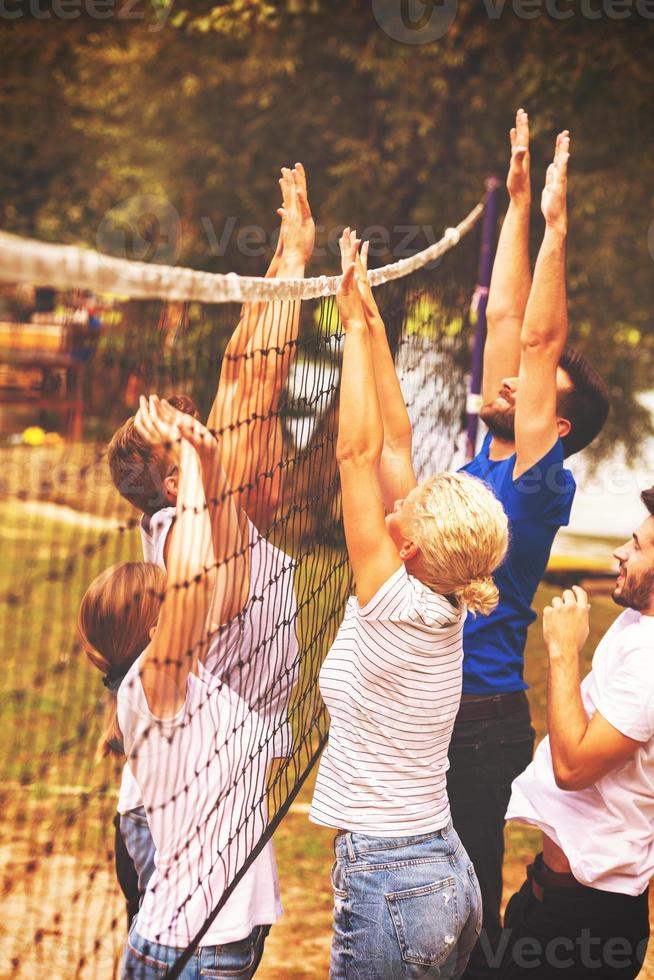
[310,565,465,836]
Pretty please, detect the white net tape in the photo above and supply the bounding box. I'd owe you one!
[0,202,484,303]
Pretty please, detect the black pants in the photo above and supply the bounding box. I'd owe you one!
[446,692,535,979]
[498,859,649,978]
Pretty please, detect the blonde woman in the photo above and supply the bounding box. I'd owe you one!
[79,397,280,980]
[309,232,509,979]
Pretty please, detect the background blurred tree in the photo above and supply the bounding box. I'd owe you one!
[0,0,652,453]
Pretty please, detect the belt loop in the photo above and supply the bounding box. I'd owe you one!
[346,833,356,862]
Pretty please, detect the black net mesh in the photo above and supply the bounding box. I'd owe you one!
[0,224,478,978]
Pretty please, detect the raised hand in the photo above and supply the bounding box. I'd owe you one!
[134,394,183,460]
[541,130,570,235]
[543,585,590,657]
[157,398,218,457]
[337,228,366,328]
[507,107,531,202]
[277,162,315,266]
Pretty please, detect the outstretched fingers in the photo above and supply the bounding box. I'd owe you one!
[554,131,571,178]
[293,162,312,219]
[339,227,361,276]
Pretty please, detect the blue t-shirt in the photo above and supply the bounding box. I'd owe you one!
[459,434,576,694]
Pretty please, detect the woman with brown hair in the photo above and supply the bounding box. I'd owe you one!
[79,396,280,979]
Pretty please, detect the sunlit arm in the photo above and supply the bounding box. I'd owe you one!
[336,244,402,606]
[514,133,570,478]
[353,246,416,510]
[140,438,217,718]
[483,109,532,406]
[547,646,641,791]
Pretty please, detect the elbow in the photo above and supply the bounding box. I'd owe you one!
[552,762,587,793]
[519,334,563,358]
[487,310,522,331]
[336,442,380,468]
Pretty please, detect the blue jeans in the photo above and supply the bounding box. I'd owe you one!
[121,922,270,979]
[330,823,482,979]
[120,807,157,902]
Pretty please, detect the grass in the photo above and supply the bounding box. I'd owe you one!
[0,465,651,977]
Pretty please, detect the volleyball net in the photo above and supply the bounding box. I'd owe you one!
[0,199,483,978]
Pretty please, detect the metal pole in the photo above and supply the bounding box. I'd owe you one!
[465,176,502,460]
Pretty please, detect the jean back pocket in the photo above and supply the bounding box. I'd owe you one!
[386,875,459,968]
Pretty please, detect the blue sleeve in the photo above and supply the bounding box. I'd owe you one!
[496,438,576,526]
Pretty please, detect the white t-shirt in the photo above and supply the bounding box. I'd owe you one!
[140,507,175,568]
[117,760,143,815]
[139,506,299,757]
[507,608,654,896]
[117,657,282,947]
[310,565,465,836]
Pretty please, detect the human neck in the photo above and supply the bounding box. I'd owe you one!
[488,435,515,461]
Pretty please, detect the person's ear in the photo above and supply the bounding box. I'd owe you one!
[399,540,418,562]
[149,624,157,642]
[163,472,178,502]
[556,416,571,440]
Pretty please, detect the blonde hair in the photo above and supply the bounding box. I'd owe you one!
[404,472,509,616]
[78,562,166,759]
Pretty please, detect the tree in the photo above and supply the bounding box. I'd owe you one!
[0,1,652,452]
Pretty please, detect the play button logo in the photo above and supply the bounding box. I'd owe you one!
[372,0,459,43]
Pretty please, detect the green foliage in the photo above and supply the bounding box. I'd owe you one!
[0,3,652,455]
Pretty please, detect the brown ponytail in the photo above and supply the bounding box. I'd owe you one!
[78,562,165,759]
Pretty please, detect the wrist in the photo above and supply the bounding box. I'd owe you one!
[548,640,579,661]
[544,221,567,241]
[343,316,367,332]
[278,252,305,275]
[508,192,531,211]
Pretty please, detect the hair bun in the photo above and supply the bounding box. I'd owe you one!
[457,576,499,617]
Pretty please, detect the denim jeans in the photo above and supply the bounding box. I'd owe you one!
[121,922,270,980]
[329,823,482,979]
[446,694,535,979]
[120,807,157,902]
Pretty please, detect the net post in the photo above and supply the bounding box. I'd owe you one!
[465,176,502,460]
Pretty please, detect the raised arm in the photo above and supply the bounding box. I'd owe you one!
[156,399,250,627]
[544,587,642,791]
[134,396,217,718]
[207,164,314,530]
[514,131,570,479]
[350,236,417,511]
[482,108,532,407]
[336,232,402,606]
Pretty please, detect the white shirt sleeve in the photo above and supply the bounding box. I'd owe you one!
[595,645,654,743]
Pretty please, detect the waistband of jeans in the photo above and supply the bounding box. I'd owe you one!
[457,690,529,722]
[334,821,455,860]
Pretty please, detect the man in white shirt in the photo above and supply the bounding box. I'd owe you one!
[500,487,654,978]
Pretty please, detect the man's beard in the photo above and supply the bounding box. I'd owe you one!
[613,567,654,612]
[479,403,516,442]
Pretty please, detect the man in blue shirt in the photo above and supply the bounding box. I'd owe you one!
[450,111,610,978]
